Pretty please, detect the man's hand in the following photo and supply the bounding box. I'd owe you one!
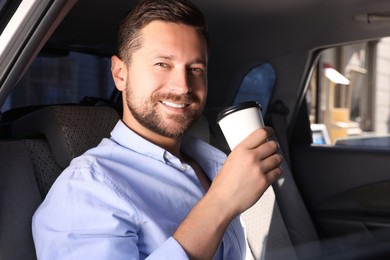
[173,127,282,259]
[210,126,282,216]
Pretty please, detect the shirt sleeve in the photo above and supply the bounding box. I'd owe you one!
[147,237,189,259]
[32,164,189,260]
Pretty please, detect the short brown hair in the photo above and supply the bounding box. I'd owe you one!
[117,0,209,63]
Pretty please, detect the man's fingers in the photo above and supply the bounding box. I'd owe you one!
[238,127,274,150]
[253,140,279,160]
[261,153,283,173]
[264,165,283,183]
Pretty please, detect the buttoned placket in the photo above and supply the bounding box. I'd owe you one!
[163,151,190,172]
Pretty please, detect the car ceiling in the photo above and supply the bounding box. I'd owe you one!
[48,0,390,60]
[46,0,390,107]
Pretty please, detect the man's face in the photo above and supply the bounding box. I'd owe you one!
[122,21,208,138]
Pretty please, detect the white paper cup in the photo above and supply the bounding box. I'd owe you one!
[217,101,264,150]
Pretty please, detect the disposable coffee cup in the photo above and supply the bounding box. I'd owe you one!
[217,101,265,150]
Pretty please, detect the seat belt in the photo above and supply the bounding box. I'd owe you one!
[266,100,323,258]
[267,100,291,164]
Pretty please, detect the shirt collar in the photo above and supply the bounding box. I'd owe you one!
[110,120,167,163]
[110,120,227,179]
[181,134,227,180]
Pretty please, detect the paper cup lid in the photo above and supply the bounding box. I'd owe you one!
[216,101,262,123]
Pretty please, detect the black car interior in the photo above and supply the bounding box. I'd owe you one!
[2,98,388,260]
[2,0,390,259]
[0,96,386,259]
[0,100,318,259]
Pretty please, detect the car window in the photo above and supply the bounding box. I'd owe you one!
[0,0,6,12]
[306,37,390,146]
[0,0,13,13]
[2,51,115,111]
[233,63,276,116]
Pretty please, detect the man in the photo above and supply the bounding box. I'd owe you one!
[32,0,282,259]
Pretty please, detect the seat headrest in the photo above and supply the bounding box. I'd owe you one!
[11,105,211,168]
[11,106,120,168]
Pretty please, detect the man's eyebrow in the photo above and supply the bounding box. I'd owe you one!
[152,54,207,66]
[152,54,173,61]
[190,59,207,66]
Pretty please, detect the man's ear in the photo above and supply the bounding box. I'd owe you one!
[111,55,127,91]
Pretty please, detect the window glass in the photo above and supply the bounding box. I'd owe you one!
[234,63,276,115]
[2,51,115,111]
[306,38,390,146]
[0,0,6,12]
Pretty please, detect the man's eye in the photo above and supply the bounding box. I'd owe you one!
[155,63,169,68]
[190,67,204,74]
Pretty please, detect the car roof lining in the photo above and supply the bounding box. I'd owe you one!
[47,0,390,60]
[3,0,390,111]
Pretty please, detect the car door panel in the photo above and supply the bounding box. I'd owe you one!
[291,145,390,245]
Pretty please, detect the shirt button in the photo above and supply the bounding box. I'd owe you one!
[179,165,187,171]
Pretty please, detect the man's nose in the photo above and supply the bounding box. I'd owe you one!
[170,68,191,94]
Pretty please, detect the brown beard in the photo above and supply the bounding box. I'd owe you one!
[126,90,202,138]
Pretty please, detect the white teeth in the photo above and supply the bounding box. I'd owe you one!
[161,101,186,108]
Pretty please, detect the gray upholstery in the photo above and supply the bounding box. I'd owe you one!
[241,150,323,260]
[242,186,297,260]
[0,105,120,260]
[0,141,42,260]
[12,106,120,169]
[10,105,120,198]
[22,139,62,198]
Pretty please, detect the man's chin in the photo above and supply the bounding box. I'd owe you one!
[134,110,200,138]
[161,123,190,138]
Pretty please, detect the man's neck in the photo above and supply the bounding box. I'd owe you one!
[121,117,183,159]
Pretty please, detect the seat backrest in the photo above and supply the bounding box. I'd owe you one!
[12,106,120,169]
[0,140,43,260]
[11,105,120,197]
[0,104,212,260]
[0,105,120,260]
[242,151,322,259]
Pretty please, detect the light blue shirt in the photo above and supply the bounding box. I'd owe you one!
[32,120,247,259]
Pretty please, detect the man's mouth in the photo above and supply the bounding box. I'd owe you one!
[160,100,188,109]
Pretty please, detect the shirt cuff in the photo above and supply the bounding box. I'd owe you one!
[147,237,189,260]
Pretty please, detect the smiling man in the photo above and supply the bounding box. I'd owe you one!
[32,0,282,259]
[112,20,207,151]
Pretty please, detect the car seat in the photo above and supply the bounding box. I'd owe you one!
[0,105,119,260]
[0,104,322,260]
